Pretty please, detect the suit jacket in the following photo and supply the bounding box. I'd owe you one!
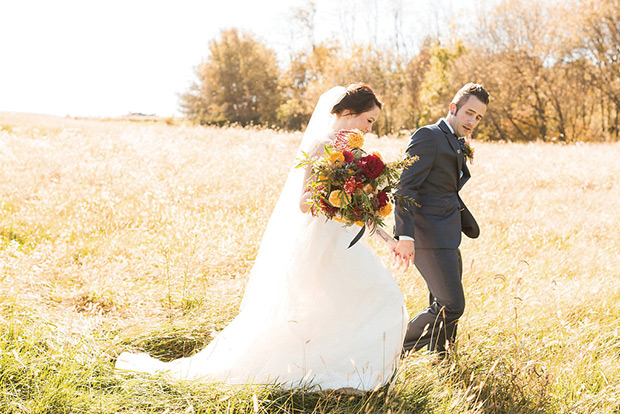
[394,119,479,249]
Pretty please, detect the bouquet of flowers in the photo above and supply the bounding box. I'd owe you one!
[297,129,417,241]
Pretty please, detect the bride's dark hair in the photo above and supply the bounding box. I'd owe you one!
[331,83,383,116]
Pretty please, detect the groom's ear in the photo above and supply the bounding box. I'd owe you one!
[448,102,457,115]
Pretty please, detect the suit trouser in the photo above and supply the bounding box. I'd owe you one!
[403,248,464,354]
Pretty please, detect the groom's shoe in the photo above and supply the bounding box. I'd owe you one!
[431,342,458,366]
[401,347,449,368]
[401,339,429,359]
[401,344,437,359]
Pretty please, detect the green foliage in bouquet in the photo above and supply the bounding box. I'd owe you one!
[297,129,417,234]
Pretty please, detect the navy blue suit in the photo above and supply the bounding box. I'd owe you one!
[395,119,478,353]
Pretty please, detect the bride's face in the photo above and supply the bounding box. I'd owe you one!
[338,105,381,133]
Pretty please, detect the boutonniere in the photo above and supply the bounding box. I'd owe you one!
[459,133,474,164]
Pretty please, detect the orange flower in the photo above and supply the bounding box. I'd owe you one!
[347,130,364,149]
[328,190,349,207]
[379,203,392,217]
[329,151,344,164]
[363,184,374,194]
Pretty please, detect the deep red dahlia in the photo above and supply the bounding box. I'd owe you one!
[342,150,354,163]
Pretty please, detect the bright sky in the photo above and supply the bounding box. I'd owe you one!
[0,0,483,118]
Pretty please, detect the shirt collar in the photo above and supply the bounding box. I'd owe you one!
[440,118,456,135]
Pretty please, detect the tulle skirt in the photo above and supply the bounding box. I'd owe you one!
[116,216,408,391]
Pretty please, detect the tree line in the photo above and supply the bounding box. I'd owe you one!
[180,0,620,142]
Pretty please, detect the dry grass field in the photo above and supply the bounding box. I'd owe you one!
[1,112,619,413]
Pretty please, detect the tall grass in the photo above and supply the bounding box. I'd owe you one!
[1,112,619,413]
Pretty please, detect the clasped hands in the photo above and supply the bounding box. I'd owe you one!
[391,239,415,271]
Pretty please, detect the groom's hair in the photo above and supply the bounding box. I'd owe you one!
[452,83,489,114]
[331,83,383,115]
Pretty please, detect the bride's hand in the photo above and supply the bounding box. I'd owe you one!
[299,191,312,213]
[391,240,415,271]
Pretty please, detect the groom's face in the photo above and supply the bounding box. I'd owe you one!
[450,96,487,137]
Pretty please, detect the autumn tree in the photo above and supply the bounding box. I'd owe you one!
[401,38,433,132]
[178,0,620,142]
[277,42,341,130]
[414,40,467,129]
[574,0,620,140]
[180,28,281,126]
[309,45,409,136]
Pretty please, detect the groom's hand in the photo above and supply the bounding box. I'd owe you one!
[392,240,415,271]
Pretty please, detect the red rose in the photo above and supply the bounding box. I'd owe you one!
[342,150,354,163]
[377,191,389,208]
[357,154,385,179]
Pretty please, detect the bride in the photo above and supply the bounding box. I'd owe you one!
[115,84,408,392]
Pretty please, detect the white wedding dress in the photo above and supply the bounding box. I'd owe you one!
[115,87,408,392]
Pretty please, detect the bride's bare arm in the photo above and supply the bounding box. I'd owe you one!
[372,226,397,250]
[299,142,329,213]
[299,173,312,213]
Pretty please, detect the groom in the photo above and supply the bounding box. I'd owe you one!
[393,83,489,356]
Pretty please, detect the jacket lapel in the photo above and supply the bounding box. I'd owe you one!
[438,120,463,174]
[459,162,471,190]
